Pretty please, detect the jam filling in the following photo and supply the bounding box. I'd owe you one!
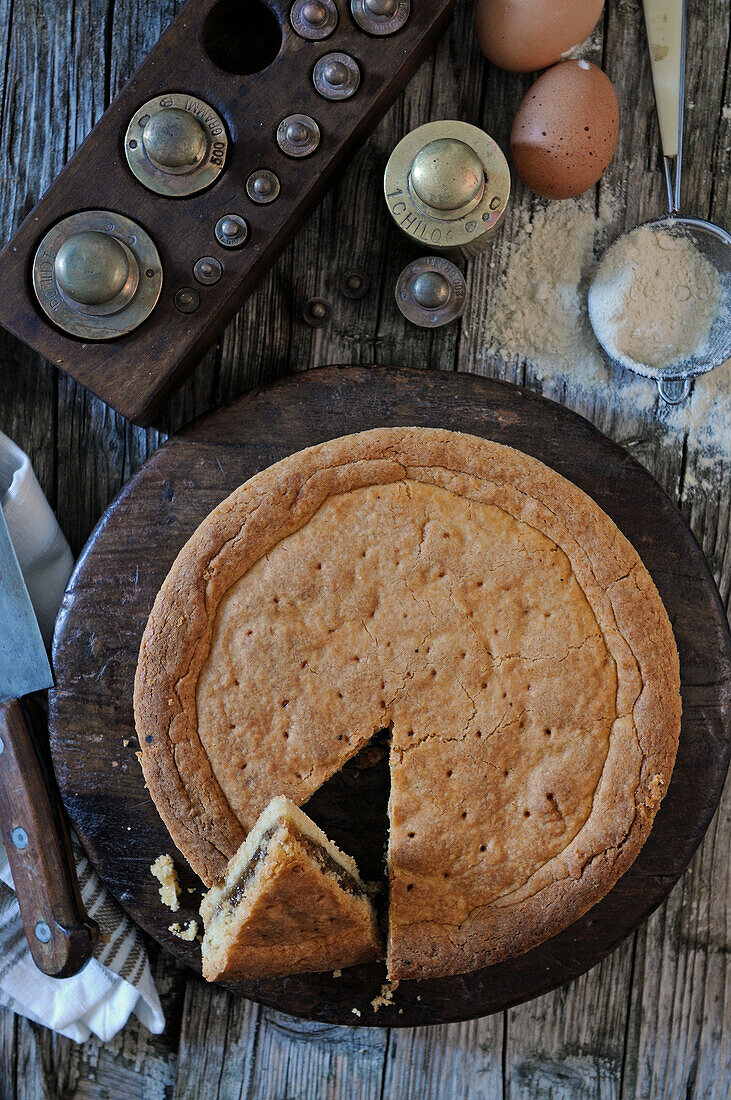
[217,820,365,914]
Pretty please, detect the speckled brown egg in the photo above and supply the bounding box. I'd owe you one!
[475,0,604,73]
[510,60,619,199]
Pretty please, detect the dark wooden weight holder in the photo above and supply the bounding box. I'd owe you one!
[0,0,455,424]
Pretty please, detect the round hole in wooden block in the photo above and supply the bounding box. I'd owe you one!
[202,0,282,75]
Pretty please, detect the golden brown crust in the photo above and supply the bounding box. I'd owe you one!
[200,815,382,981]
[134,428,680,980]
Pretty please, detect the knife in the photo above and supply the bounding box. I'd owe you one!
[0,503,96,977]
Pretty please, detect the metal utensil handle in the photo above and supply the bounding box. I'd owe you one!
[657,376,692,404]
[643,0,687,213]
[0,697,97,977]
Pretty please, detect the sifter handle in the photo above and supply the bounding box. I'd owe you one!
[642,0,687,213]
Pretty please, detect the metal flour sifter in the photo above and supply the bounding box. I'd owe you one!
[588,0,730,404]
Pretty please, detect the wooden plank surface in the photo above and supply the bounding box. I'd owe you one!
[0,0,729,1095]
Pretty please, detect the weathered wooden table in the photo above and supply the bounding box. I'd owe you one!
[1,0,729,1096]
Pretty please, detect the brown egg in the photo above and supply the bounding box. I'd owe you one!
[475,0,604,73]
[510,61,619,199]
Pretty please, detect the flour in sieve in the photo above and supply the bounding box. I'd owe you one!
[479,197,731,460]
[589,225,721,370]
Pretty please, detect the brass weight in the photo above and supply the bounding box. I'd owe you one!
[351,0,410,35]
[32,211,162,340]
[395,255,467,328]
[125,93,228,197]
[384,121,510,257]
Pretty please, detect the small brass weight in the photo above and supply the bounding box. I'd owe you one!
[395,255,467,328]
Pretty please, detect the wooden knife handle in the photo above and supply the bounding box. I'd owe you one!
[0,698,97,977]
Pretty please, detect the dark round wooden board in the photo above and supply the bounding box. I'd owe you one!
[49,367,731,1028]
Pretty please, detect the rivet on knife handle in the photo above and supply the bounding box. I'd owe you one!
[0,699,98,978]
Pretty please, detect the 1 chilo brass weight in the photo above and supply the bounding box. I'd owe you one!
[32,211,163,340]
[54,232,137,310]
[384,121,510,258]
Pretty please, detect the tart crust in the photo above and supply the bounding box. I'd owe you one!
[200,796,382,981]
[135,428,680,980]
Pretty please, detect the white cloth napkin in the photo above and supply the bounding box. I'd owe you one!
[0,430,164,1042]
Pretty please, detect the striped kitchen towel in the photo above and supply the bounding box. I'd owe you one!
[0,430,164,1042]
[0,836,164,1042]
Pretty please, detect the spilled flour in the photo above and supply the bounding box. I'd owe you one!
[481,198,731,461]
[486,200,608,383]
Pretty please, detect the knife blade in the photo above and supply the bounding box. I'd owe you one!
[0,504,52,701]
[0,502,96,977]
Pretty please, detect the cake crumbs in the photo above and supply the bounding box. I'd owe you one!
[371,980,400,1012]
[639,773,666,818]
[483,199,610,384]
[169,920,198,942]
[351,1007,361,1017]
[332,969,342,978]
[122,739,130,747]
[150,854,181,912]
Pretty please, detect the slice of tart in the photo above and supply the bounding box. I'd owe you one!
[200,796,382,981]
